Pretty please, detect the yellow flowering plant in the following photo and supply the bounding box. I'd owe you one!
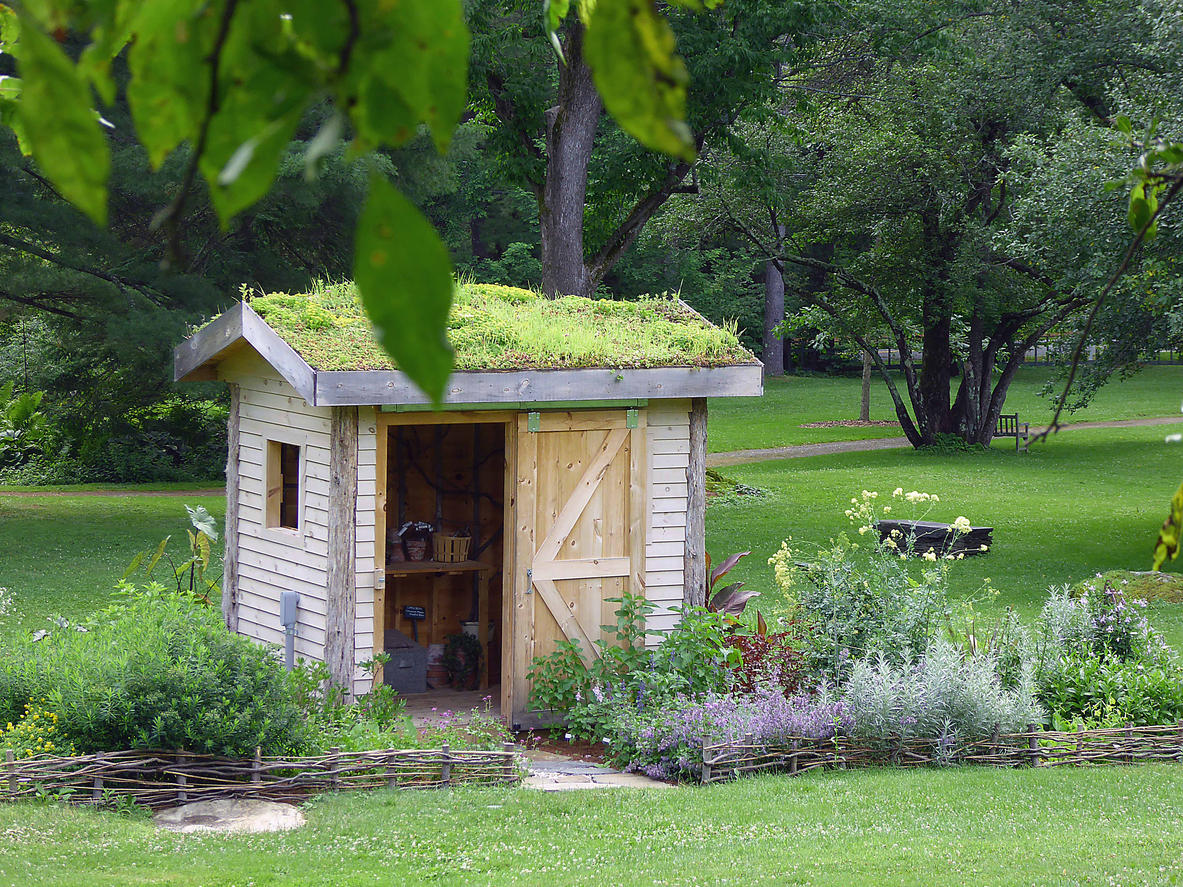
[0,701,74,759]
[769,488,988,684]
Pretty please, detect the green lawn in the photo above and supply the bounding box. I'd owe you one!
[3,764,1183,885]
[706,422,1183,648]
[0,493,225,641]
[707,364,1183,453]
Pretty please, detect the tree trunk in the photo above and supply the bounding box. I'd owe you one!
[540,22,601,298]
[859,351,872,421]
[762,229,786,377]
[917,301,956,442]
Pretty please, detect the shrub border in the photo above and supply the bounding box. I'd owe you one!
[2,744,521,809]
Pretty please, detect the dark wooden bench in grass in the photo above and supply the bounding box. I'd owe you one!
[996,412,1030,453]
[876,520,993,556]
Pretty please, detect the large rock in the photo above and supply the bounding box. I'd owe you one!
[154,799,305,834]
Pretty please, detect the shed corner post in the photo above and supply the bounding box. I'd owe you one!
[684,397,708,608]
[223,382,241,632]
[326,405,359,694]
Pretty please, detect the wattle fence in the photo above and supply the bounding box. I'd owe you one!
[702,722,1183,784]
[2,744,521,809]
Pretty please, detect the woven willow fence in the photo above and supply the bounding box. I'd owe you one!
[2,743,521,809]
[702,722,1183,784]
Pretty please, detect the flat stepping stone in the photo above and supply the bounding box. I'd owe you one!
[154,799,305,834]
[523,759,669,791]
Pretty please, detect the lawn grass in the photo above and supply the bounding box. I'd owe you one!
[3,764,1183,885]
[0,493,225,641]
[707,364,1183,452]
[0,481,222,493]
[705,422,1183,648]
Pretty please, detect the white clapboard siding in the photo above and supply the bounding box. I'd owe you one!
[223,351,334,664]
[644,400,690,647]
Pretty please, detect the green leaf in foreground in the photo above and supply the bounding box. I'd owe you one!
[584,0,696,162]
[354,176,455,403]
[13,17,110,225]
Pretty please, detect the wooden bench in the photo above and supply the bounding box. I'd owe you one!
[876,520,993,556]
[996,413,1029,453]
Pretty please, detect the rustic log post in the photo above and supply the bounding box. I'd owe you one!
[683,398,707,607]
[990,723,1000,765]
[789,738,799,776]
[701,741,712,785]
[503,742,516,784]
[440,743,452,787]
[329,747,342,791]
[176,753,188,804]
[223,383,240,632]
[5,750,15,797]
[92,752,105,804]
[386,751,400,790]
[251,747,262,787]
[326,407,359,693]
[1126,724,1134,765]
[1026,724,1039,767]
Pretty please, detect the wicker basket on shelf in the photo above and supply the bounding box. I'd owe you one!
[433,534,471,563]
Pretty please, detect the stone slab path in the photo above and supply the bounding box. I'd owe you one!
[707,415,1183,468]
[522,753,670,791]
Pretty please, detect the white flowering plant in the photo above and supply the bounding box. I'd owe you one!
[769,489,989,684]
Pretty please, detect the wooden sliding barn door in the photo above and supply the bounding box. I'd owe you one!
[507,410,647,728]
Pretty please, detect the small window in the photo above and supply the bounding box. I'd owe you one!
[266,441,301,530]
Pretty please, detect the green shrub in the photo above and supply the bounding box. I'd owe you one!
[1038,652,1183,728]
[0,587,307,755]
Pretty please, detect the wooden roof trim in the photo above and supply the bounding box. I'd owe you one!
[313,364,763,406]
[174,302,317,403]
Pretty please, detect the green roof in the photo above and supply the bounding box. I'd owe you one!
[247,282,756,372]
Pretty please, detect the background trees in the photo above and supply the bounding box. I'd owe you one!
[0,0,1179,478]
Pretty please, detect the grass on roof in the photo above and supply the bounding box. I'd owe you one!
[246,282,756,372]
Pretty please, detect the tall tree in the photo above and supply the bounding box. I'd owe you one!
[711,0,1182,446]
[469,0,812,297]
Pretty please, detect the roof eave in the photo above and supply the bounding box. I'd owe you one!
[313,363,764,407]
[173,302,317,403]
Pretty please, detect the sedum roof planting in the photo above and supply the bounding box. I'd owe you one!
[247,282,756,372]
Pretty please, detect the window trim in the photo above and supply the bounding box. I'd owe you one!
[264,437,305,535]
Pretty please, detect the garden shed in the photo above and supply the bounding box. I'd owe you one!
[174,283,762,727]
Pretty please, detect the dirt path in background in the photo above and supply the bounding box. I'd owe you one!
[0,488,224,497]
[707,415,1183,468]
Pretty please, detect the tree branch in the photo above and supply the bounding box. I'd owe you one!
[586,150,699,285]
[1035,175,1183,443]
[0,289,87,319]
[151,0,242,262]
[0,232,169,307]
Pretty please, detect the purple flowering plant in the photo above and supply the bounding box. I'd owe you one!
[600,687,849,781]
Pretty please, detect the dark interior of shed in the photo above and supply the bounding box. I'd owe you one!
[381,422,505,695]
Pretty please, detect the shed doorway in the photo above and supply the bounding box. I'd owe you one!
[374,415,510,707]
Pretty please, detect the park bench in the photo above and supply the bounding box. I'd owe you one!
[876,520,994,557]
[995,412,1029,453]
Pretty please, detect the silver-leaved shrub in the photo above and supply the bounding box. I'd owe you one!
[842,638,1044,746]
